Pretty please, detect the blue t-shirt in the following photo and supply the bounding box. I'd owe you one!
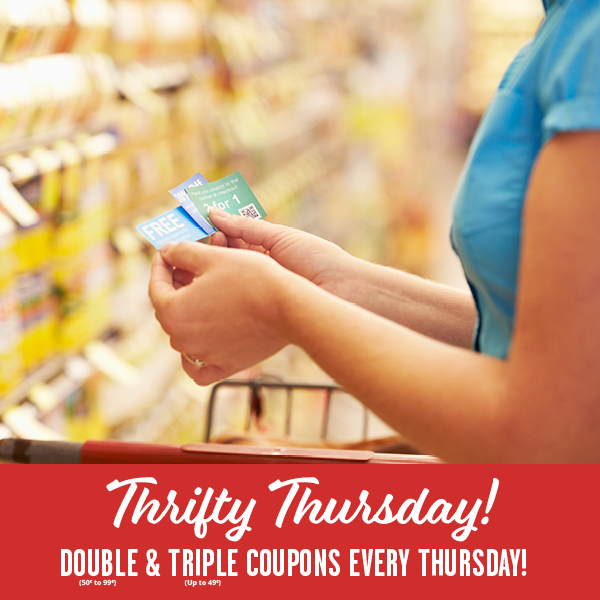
[451,0,600,359]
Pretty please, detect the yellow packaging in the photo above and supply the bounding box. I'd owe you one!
[15,266,57,371]
[14,219,51,271]
[53,214,112,352]
[54,140,82,214]
[30,148,62,215]
[8,162,58,371]
[53,135,113,352]
[65,375,109,441]
[0,224,23,395]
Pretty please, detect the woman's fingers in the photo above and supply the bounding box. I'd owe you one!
[211,225,268,253]
[160,241,213,274]
[173,268,195,289]
[150,239,289,387]
[149,251,176,309]
[225,237,249,250]
[209,231,229,247]
[180,355,223,386]
[208,207,290,251]
[210,230,248,250]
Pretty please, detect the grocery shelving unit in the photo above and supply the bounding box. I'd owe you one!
[2,0,543,453]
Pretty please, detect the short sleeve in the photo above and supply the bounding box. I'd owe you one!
[539,6,600,143]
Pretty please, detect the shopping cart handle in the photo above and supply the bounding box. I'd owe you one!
[182,443,375,462]
[1,438,439,464]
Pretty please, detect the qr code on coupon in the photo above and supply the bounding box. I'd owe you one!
[238,203,261,219]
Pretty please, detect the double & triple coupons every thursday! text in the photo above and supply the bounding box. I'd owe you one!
[136,171,267,249]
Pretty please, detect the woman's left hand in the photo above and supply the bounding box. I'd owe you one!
[149,241,290,385]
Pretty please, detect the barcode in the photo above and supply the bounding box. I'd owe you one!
[238,203,261,219]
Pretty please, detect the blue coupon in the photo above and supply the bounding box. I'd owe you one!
[136,206,208,249]
[168,173,216,235]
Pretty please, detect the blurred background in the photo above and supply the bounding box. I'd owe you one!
[0,0,543,452]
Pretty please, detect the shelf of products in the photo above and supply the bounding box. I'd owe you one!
[2,0,543,451]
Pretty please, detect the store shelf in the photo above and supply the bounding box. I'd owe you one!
[1,0,479,449]
[0,356,66,416]
[0,119,112,157]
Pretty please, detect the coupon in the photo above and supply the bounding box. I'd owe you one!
[184,171,267,227]
[136,206,208,249]
[168,173,216,235]
[136,171,266,248]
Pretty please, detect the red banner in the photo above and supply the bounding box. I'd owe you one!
[0,465,597,598]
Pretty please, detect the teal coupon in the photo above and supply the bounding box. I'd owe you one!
[185,171,267,226]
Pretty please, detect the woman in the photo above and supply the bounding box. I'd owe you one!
[149,0,600,463]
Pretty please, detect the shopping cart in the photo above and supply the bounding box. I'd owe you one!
[0,378,438,464]
[204,378,423,454]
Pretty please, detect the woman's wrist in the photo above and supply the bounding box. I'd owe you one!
[318,251,365,302]
[269,266,327,348]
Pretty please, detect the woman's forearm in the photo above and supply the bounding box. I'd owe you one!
[276,271,508,463]
[333,258,478,349]
[207,209,476,348]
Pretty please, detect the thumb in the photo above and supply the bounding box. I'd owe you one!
[208,207,289,251]
[160,241,213,274]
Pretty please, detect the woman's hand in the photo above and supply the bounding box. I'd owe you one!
[208,207,356,298]
[148,241,291,386]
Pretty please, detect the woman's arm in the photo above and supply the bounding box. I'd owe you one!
[150,131,600,463]
[208,211,477,348]
[340,260,477,348]
[278,131,600,462]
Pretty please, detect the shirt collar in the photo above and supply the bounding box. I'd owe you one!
[542,0,560,11]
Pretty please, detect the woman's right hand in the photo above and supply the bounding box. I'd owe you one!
[207,206,356,298]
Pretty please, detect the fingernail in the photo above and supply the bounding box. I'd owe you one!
[160,242,175,253]
[208,206,229,218]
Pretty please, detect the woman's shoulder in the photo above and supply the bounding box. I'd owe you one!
[539,1,600,89]
[537,1,600,142]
